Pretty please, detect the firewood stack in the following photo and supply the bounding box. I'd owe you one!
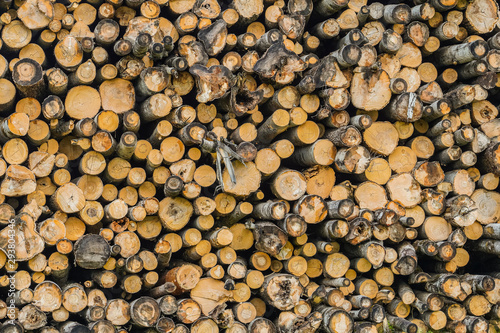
[1,0,500,332]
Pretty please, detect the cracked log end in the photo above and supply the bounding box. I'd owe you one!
[260,274,303,310]
[253,42,307,85]
[190,65,235,103]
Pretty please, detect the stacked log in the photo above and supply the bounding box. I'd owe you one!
[0,0,499,332]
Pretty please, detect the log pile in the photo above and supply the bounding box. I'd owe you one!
[0,0,500,332]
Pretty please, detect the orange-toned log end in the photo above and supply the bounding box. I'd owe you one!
[222,161,261,198]
[99,78,136,114]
